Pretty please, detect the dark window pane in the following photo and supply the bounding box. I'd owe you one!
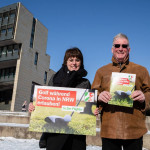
[10,13,15,18]
[7,28,13,32]
[0,71,1,79]
[1,29,6,34]
[0,48,2,55]
[30,38,33,48]
[30,18,36,48]
[4,16,8,19]
[8,45,13,53]
[2,47,7,54]
[14,44,19,51]
[44,71,47,84]
[34,52,38,65]
[5,68,9,76]
[1,69,4,77]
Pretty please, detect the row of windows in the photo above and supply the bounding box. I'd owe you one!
[0,12,15,20]
[0,44,20,56]
[0,10,16,25]
[0,10,16,39]
[0,27,13,34]
[0,67,16,78]
[0,57,47,83]
[0,50,46,83]
[0,23,14,37]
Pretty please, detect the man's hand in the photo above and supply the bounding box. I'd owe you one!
[98,91,111,103]
[131,90,145,103]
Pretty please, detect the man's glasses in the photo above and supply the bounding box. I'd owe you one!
[113,44,128,48]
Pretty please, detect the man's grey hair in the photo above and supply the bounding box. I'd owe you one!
[112,33,130,47]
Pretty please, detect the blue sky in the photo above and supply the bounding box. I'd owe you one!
[1,0,150,83]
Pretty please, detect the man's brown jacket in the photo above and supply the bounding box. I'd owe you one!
[92,56,150,139]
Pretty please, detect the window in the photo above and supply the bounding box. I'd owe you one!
[0,48,2,56]
[2,13,8,26]
[10,13,15,18]
[0,67,15,78]
[44,71,47,84]
[9,67,16,76]
[30,38,34,48]
[2,47,7,55]
[14,44,19,51]
[5,68,9,77]
[7,28,13,32]
[9,10,16,18]
[0,69,4,77]
[3,15,8,20]
[0,69,2,78]
[1,29,6,34]
[34,52,38,65]
[8,45,13,53]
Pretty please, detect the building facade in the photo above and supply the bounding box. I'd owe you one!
[0,3,55,111]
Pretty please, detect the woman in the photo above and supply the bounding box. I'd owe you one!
[29,47,91,150]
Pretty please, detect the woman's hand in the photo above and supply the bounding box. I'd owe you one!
[94,107,99,116]
[28,102,35,112]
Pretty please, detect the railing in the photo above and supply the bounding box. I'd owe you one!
[0,50,19,61]
[0,74,14,82]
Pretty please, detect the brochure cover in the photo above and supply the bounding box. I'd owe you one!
[29,86,97,136]
[109,72,136,107]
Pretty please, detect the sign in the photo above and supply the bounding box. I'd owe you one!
[29,86,97,136]
[109,72,136,107]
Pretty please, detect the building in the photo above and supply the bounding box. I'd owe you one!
[0,2,55,111]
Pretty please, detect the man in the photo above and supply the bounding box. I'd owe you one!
[92,33,150,150]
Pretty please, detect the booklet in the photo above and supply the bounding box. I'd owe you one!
[29,86,97,136]
[109,72,136,107]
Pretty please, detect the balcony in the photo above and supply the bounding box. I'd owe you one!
[0,74,14,92]
[0,49,20,62]
[0,29,14,43]
[0,79,14,94]
[0,66,15,91]
[0,74,14,83]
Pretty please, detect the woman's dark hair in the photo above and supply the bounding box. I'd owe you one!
[63,47,84,68]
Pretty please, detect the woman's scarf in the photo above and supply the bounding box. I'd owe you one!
[53,65,87,88]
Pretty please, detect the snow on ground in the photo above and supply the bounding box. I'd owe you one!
[0,137,149,150]
[0,137,102,150]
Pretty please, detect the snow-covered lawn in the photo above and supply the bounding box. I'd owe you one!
[0,137,102,150]
[0,137,148,150]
